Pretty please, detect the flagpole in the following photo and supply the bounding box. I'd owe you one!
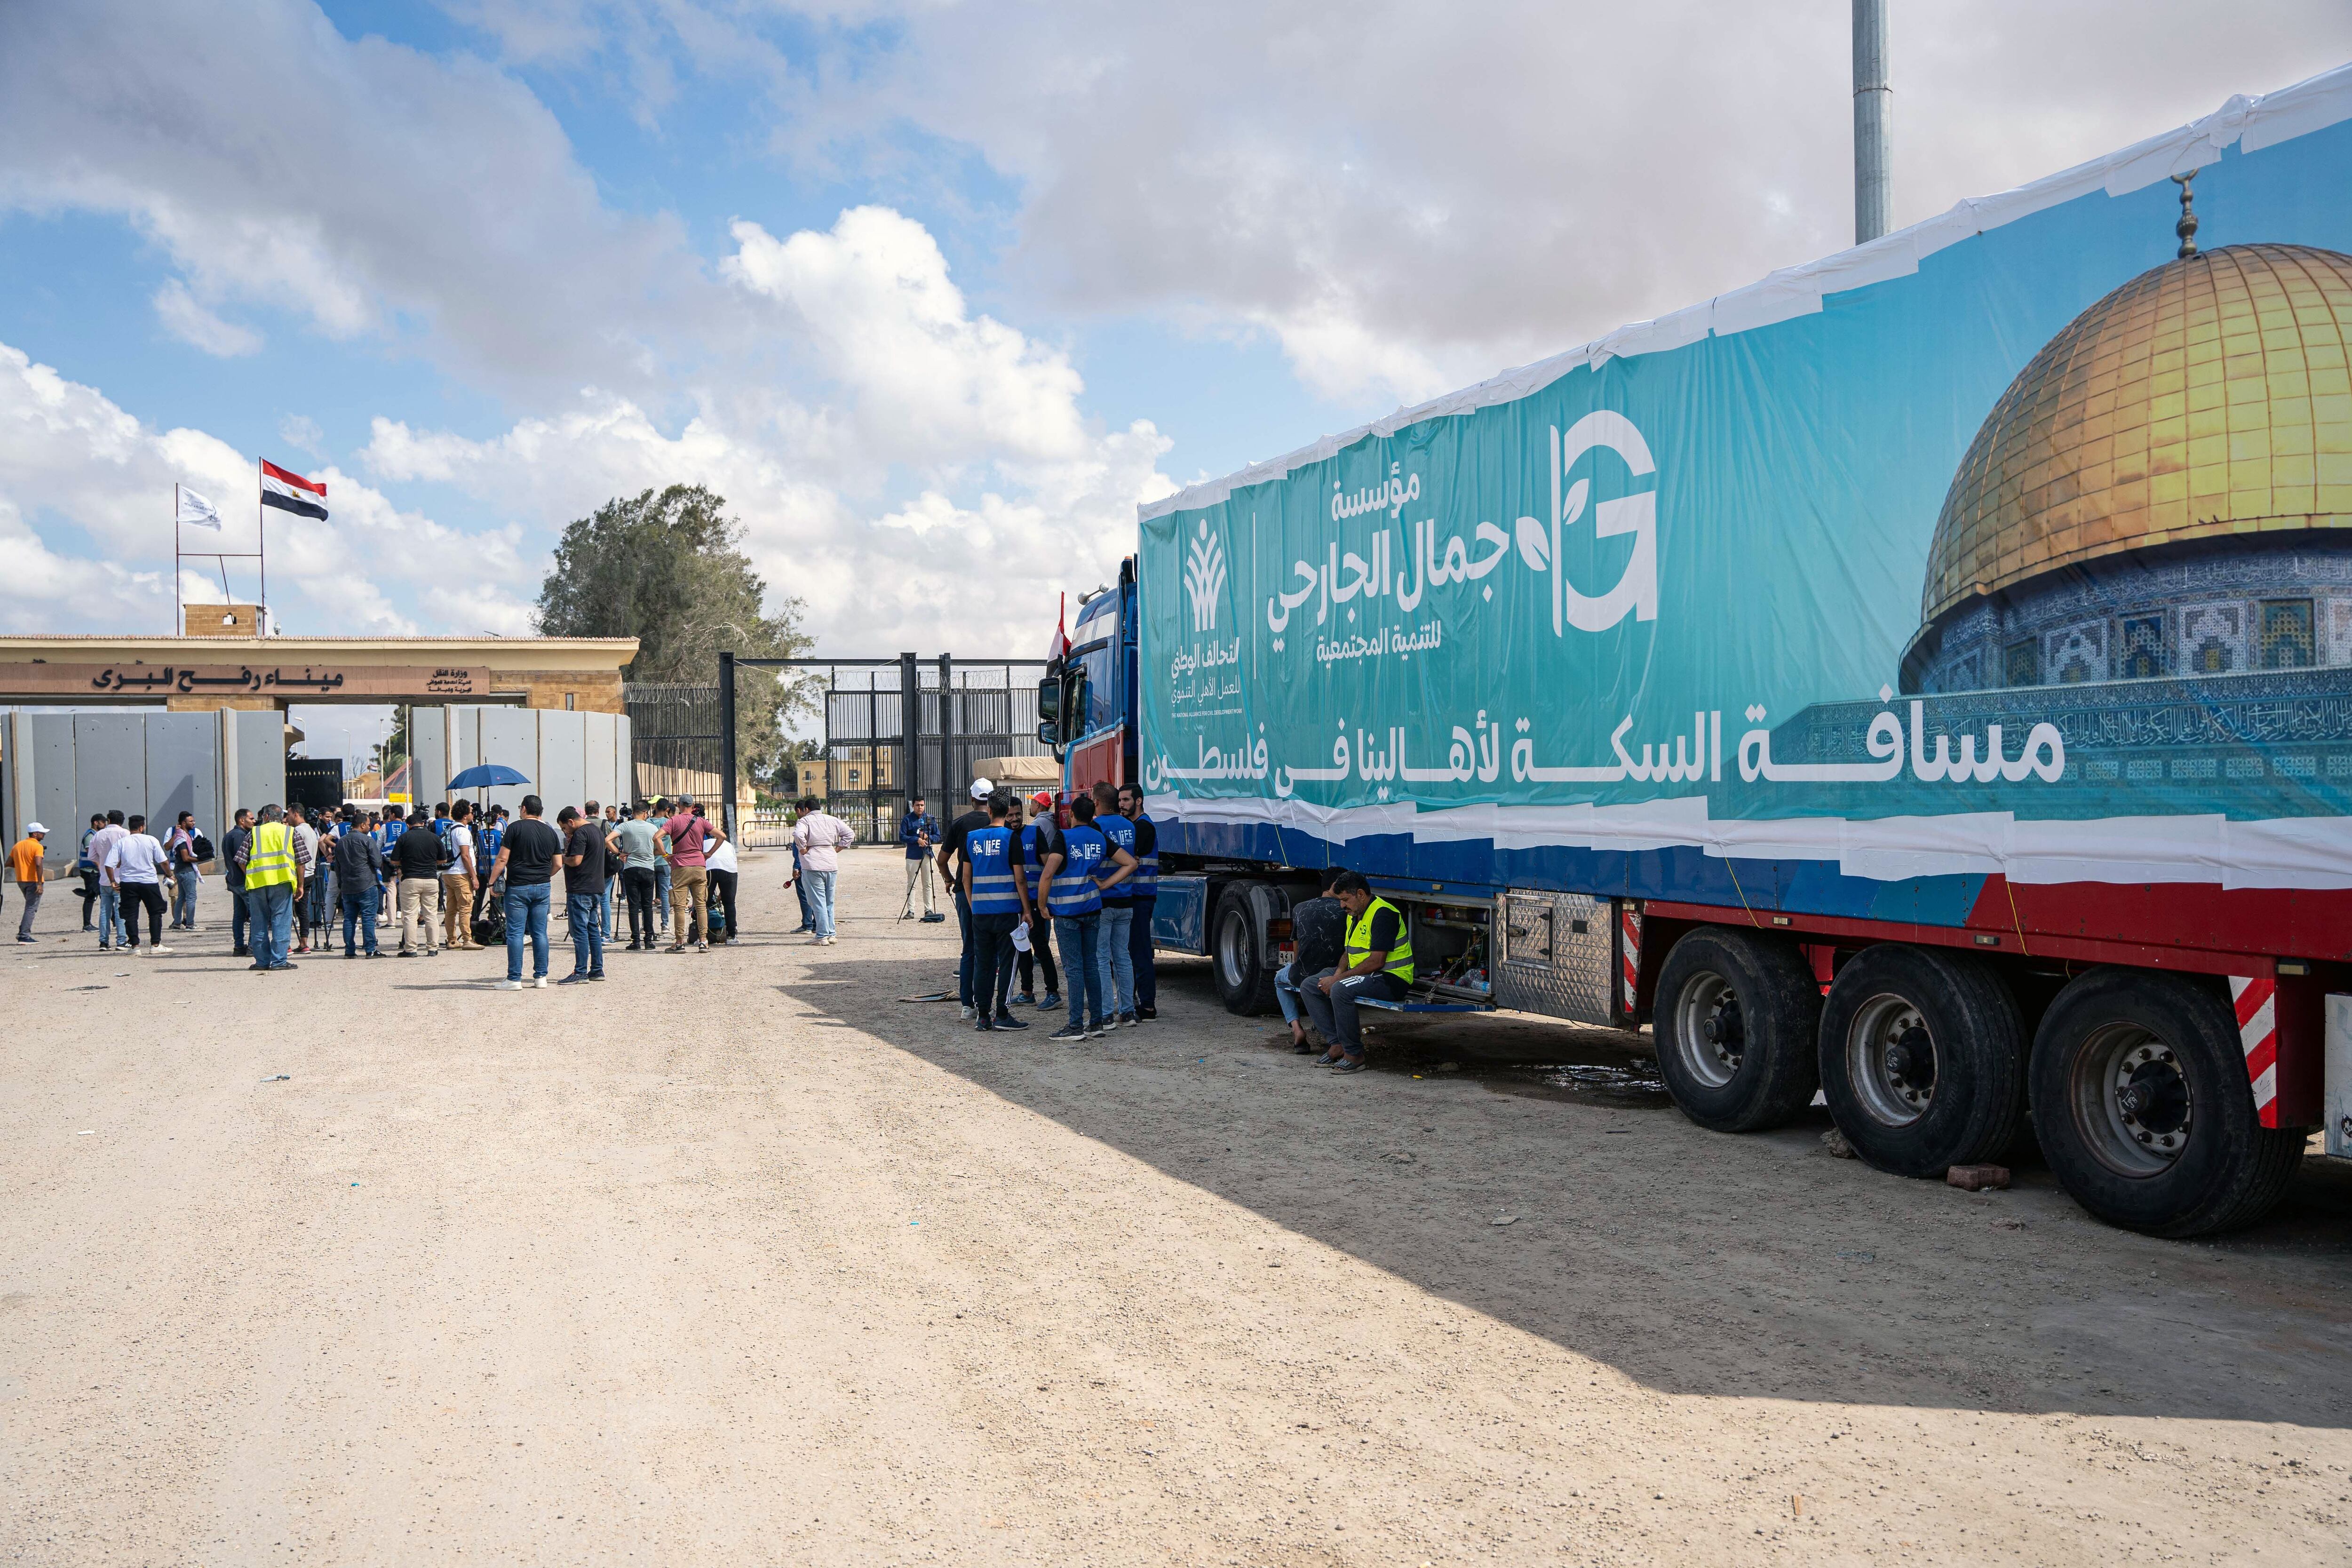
[256,459,267,637]
[174,482,183,634]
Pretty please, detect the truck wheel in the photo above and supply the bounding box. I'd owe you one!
[1211,885,1279,1016]
[1819,944,2024,1178]
[2029,968,2305,1238]
[1653,929,1821,1132]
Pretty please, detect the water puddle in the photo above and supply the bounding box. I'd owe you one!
[1347,1015,1674,1107]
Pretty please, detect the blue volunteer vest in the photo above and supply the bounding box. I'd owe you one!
[1094,813,1135,904]
[1048,825,1106,917]
[1127,813,1157,898]
[964,825,1021,914]
[1020,821,1048,872]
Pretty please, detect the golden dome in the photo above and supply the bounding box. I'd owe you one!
[1920,242,2352,626]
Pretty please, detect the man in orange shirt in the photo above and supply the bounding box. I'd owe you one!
[10,821,48,944]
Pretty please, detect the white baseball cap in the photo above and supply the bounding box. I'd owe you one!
[25,821,46,835]
[969,777,994,801]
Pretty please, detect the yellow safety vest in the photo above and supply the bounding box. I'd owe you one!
[244,820,298,889]
[1344,895,1414,985]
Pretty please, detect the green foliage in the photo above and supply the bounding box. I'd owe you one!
[535,484,816,779]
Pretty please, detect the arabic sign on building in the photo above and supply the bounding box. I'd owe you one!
[0,664,493,700]
[1138,104,2352,890]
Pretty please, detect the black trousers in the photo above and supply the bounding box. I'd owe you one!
[119,882,166,947]
[77,868,100,926]
[621,867,658,944]
[708,868,738,941]
[970,911,1019,1020]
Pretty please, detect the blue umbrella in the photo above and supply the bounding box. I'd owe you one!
[447,763,531,788]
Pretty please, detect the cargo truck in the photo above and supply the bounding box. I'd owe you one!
[1035,66,2352,1237]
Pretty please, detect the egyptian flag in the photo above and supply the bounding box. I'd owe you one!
[260,459,327,522]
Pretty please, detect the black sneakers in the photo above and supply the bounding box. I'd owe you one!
[991,1013,1031,1031]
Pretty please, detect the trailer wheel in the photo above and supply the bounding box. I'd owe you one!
[2029,968,2305,1238]
[1211,885,1279,1016]
[1819,944,2024,1178]
[1653,929,1821,1132]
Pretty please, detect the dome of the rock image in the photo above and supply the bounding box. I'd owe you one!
[1904,215,2352,694]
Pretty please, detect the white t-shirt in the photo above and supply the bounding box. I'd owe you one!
[105,833,171,884]
[449,823,474,873]
[706,838,738,874]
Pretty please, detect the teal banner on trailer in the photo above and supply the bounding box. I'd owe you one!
[1139,107,2352,889]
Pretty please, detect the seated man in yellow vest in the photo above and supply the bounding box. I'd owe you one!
[1298,871,1413,1075]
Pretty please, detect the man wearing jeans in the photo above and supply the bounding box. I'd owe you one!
[490,795,562,989]
[219,808,252,955]
[1117,781,1159,1020]
[333,815,386,957]
[166,811,203,930]
[1297,872,1414,1074]
[791,796,855,944]
[1089,783,1140,1026]
[9,822,46,944]
[1037,795,1118,1040]
[556,805,607,983]
[1274,868,1347,1051]
[88,810,128,950]
[235,804,301,971]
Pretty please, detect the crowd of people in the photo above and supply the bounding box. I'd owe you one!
[8,792,779,989]
[10,774,1409,1064]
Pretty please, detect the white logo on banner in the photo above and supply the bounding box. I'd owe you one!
[1185,519,1227,631]
[1514,411,1657,636]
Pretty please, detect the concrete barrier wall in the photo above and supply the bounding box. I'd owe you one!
[2,708,283,873]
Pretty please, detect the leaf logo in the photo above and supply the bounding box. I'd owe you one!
[1184,520,1227,632]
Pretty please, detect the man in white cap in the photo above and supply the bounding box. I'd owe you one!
[9,821,48,944]
[936,777,995,1018]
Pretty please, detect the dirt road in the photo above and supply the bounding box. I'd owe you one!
[4,848,2348,1564]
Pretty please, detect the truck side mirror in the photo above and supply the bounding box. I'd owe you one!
[1035,674,1060,723]
[1036,721,1061,750]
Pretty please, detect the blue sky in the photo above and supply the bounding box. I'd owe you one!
[1,1,2348,762]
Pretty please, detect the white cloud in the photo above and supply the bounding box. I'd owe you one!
[152,280,262,358]
[0,340,530,637]
[364,204,1174,654]
[769,0,2352,405]
[278,413,326,456]
[0,0,708,398]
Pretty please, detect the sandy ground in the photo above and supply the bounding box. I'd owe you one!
[3,847,2349,1566]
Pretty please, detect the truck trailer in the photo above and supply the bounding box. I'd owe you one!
[1038,65,2352,1238]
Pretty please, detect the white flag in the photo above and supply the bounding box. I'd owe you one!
[176,487,222,530]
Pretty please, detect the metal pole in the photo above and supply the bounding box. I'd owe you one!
[1852,0,1891,245]
[940,655,957,801]
[174,484,182,634]
[898,651,918,830]
[718,650,738,844]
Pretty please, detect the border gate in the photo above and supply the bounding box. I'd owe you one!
[717,653,1053,845]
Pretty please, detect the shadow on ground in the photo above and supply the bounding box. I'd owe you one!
[780,937,2352,1430]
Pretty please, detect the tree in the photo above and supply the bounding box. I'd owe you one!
[534,485,816,784]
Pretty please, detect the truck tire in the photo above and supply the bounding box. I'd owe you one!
[1211,884,1279,1016]
[1819,944,2024,1178]
[2029,968,2305,1238]
[1653,928,1821,1132]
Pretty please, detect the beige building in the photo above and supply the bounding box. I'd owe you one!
[0,610,636,716]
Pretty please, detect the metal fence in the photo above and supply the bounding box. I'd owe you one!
[814,658,1054,843]
[624,682,725,804]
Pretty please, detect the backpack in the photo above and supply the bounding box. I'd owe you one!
[191,832,215,862]
[436,822,461,869]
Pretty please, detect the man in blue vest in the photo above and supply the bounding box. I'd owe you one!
[953,793,1030,1033]
[1117,780,1158,1020]
[1006,792,1063,1012]
[1036,793,1129,1041]
[1089,782,1140,1026]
